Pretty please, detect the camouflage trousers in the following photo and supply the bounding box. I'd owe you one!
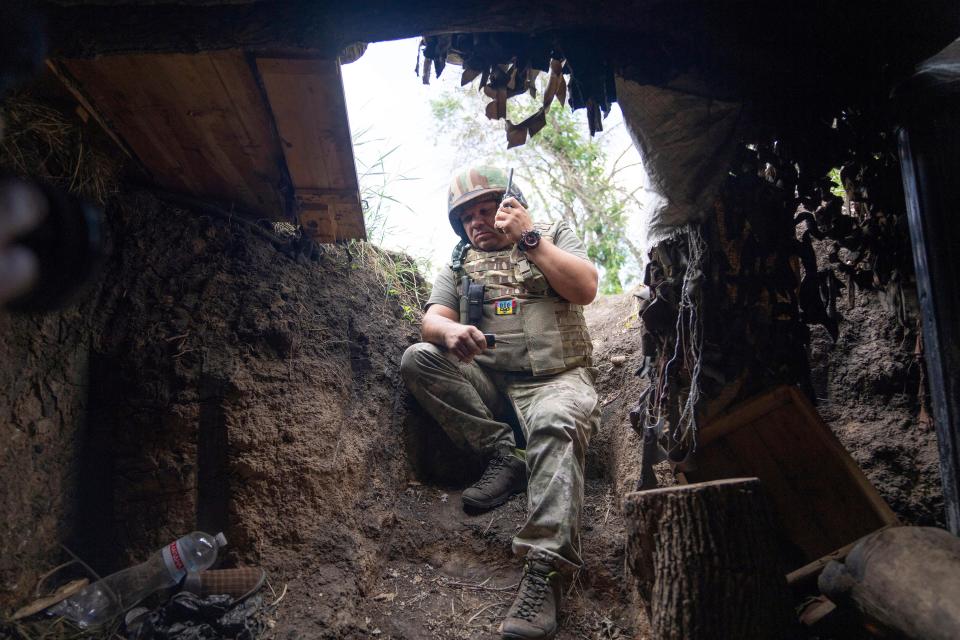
[400,342,600,574]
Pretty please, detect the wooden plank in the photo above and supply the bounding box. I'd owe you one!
[750,406,872,555]
[798,597,836,628]
[297,192,366,244]
[46,60,135,161]
[724,421,826,560]
[59,52,289,218]
[256,57,365,242]
[697,385,792,448]
[684,385,899,567]
[43,1,688,58]
[256,58,353,189]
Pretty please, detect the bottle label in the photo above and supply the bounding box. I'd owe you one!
[161,540,188,581]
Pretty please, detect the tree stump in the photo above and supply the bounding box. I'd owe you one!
[819,526,960,640]
[624,478,794,640]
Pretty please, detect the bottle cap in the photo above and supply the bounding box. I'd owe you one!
[215,532,228,548]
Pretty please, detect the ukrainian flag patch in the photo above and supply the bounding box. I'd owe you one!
[495,299,517,315]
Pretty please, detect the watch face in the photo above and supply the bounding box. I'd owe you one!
[518,229,540,251]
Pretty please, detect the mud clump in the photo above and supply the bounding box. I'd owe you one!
[809,283,943,527]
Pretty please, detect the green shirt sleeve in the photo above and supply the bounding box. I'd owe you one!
[552,222,590,261]
[426,265,460,312]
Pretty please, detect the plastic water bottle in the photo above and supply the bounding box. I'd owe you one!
[49,531,227,628]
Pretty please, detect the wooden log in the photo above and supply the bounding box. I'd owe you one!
[784,525,894,597]
[819,526,960,640]
[624,478,795,640]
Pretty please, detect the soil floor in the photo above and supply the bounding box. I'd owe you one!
[265,293,652,640]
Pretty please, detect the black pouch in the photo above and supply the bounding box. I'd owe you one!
[461,276,485,327]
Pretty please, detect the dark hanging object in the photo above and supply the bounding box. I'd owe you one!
[561,37,617,136]
[416,31,616,145]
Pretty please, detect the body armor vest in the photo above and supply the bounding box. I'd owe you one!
[453,221,594,376]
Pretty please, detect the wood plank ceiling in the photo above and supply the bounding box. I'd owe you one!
[53,51,365,242]
[257,58,366,243]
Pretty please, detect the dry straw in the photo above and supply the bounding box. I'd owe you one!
[1,93,119,204]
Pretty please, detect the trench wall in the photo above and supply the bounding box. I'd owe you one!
[0,189,452,613]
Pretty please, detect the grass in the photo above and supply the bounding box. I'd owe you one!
[347,241,431,324]
[352,125,419,245]
[0,93,120,204]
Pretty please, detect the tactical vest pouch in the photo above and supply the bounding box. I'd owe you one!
[459,276,485,327]
[467,281,484,327]
[473,298,525,371]
[452,220,592,374]
[520,299,568,376]
[511,244,552,296]
[459,277,469,325]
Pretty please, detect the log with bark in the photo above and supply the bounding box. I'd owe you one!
[624,477,795,640]
[819,526,960,640]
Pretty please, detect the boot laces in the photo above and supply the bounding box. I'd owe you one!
[514,564,554,621]
[474,455,510,489]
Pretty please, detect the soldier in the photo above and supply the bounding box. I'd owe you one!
[400,166,600,640]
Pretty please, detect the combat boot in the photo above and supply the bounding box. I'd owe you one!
[461,452,526,511]
[500,556,562,640]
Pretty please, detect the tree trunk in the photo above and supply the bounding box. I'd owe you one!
[819,526,960,640]
[624,477,795,640]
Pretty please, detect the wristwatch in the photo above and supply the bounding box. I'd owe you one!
[518,229,541,252]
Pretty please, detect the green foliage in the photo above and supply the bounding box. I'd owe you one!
[349,127,430,323]
[525,103,629,293]
[828,167,846,199]
[429,81,641,293]
[347,240,432,325]
[352,125,418,244]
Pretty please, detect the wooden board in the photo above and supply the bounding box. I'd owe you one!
[256,57,365,243]
[58,52,289,218]
[682,385,899,566]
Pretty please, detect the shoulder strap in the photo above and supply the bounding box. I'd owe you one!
[450,240,471,273]
[532,219,564,242]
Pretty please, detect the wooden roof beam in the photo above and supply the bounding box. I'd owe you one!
[41,0,683,59]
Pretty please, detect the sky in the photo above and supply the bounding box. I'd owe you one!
[340,38,650,280]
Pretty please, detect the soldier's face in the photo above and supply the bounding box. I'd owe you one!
[460,197,510,251]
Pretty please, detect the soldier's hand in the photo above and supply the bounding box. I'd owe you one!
[494,197,533,243]
[444,324,488,363]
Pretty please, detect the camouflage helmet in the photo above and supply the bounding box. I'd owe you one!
[447,165,527,241]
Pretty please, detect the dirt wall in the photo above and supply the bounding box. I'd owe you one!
[0,185,653,637]
[809,279,944,527]
[0,189,441,624]
[0,303,94,606]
